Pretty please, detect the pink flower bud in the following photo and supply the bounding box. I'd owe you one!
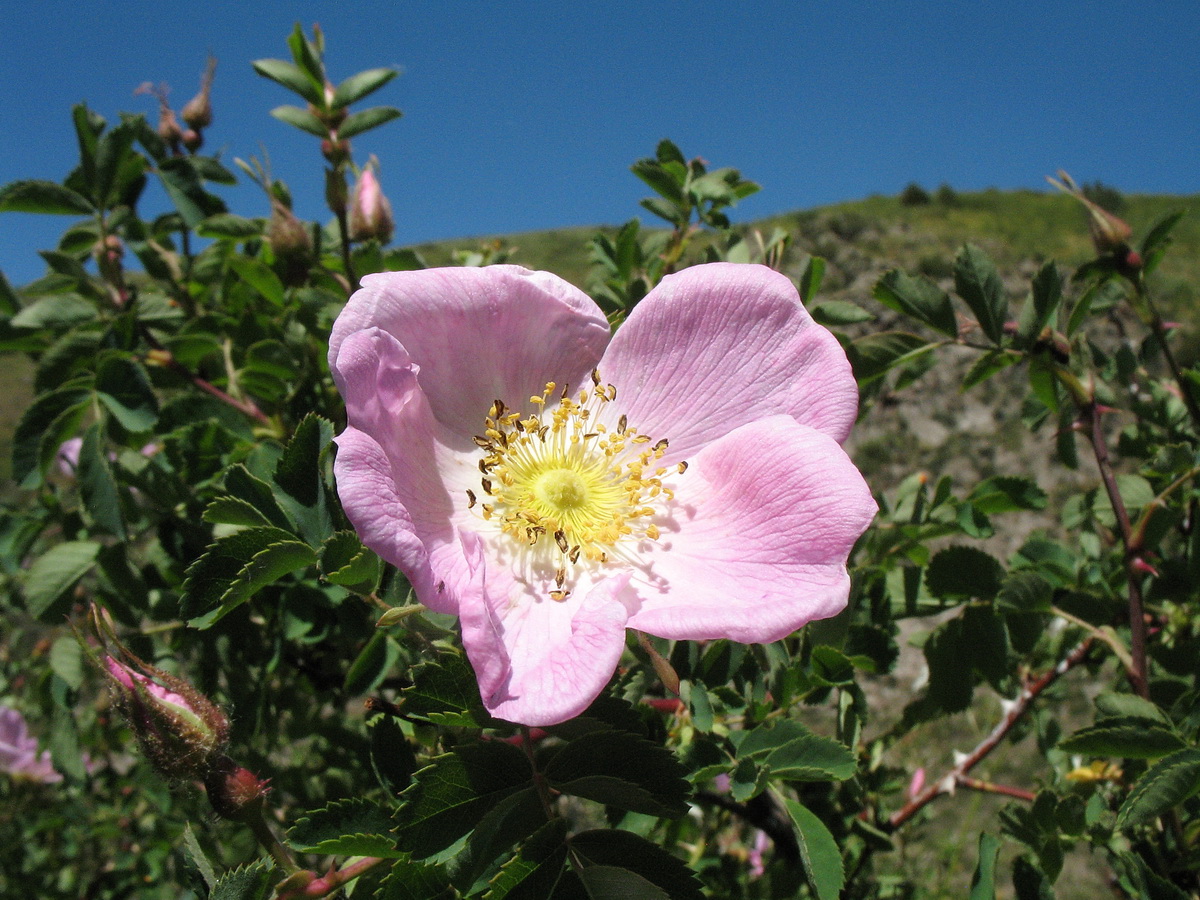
[204,757,271,822]
[1046,171,1134,255]
[348,162,394,244]
[102,654,229,781]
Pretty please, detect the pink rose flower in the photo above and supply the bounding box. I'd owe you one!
[329,263,876,725]
[0,705,61,784]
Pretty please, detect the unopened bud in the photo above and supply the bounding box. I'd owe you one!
[348,161,394,244]
[103,654,229,780]
[267,201,314,286]
[182,129,203,153]
[1047,170,1134,255]
[204,756,271,822]
[321,138,351,166]
[180,55,216,130]
[158,108,183,150]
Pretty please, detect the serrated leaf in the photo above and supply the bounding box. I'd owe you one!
[338,106,403,140]
[577,867,669,900]
[10,293,96,330]
[544,731,690,817]
[970,833,1000,900]
[997,571,1053,613]
[287,798,404,857]
[926,546,1005,600]
[783,798,844,900]
[203,496,277,528]
[1060,720,1185,759]
[570,830,703,900]
[23,540,101,619]
[1116,749,1200,829]
[320,530,380,590]
[962,349,1021,390]
[848,331,932,384]
[954,244,1008,344]
[182,527,316,627]
[447,788,545,892]
[273,413,333,546]
[400,653,485,725]
[923,617,973,713]
[223,465,293,530]
[631,159,685,203]
[1140,210,1186,276]
[1017,261,1063,344]
[1094,693,1171,726]
[0,179,93,215]
[252,58,324,105]
[486,819,570,900]
[376,859,453,900]
[210,859,276,900]
[968,476,1047,514]
[332,67,398,107]
[158,157,225,227]
[395,742,532,858]
[370,714,418,796]
[734,720,857,782]
[181,823,218,891]
[873,269,958,336]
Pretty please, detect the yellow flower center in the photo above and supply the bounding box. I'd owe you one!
[469,370,686,600]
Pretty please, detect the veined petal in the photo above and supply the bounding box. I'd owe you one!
[458,529,632,726]
[332,328,477,613]
[599,263,858,459]
[329,266,610,441]
[624,415,877,643]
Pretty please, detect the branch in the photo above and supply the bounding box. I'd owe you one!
[886,638,1094,831]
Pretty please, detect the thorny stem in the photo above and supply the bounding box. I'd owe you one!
[1080,400,1151,698]
[275,857,385,900]
[1136,279,1200,430]
[955,775,1036,802]
[243,806,301,876]
[886,638,1094,831]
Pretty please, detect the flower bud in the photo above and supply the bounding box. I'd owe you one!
[180,56,216,131]
[348,161,394,244]
[267,200,314,286]
[204,756,271,822]
[182,129,204,153]
[102,652,229,781]
[1047,170,1134,255]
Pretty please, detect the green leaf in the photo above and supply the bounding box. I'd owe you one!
[570,830,704,900]
[1094,692,1171,726]
[181,527,316,627]
[320,530,380,591]
[970,833,1000,900]
[446,787,545,892]
[24,540,101,619]
[576,868,668,900]
[343,630,398,695]
[252,58,324,105]
[799,256,826,304]
[809,299,873,326]
[269,104,328,137]
[9,293,96,330]
[923,617,974,713]
[370,714,417,797]
[873,269,958,336]
[11,381,91,487]
[1059,720,1185,759]
[394,742,532,858]
[158,157,225,227]
[631,159,685,203]
[286,798,404,858]
[203,496,277,529]
[926,546,1005,600]
[968,476,1047,514]
[338,106,403,140]
[96,356,159,432]
[997,571,1053,613]
[197,213,262,239]
[1012,855,1056,900]
[272,413,334,546]
[1116,748,1200,829]
[954,244,1008,344]
[1017,261,1063,344]
[1139,209,1186,276]
[333,67,398,107]
[734,720,857,782]
[848,331,931,384]
[543,730,691,817]
[223,465,294,530]
[487,819,571,900]
[181,823,218,891]
[0,179,93,215]
[400,652,485,726]
[376,860,453,900]
[49,634,85,690]
[210,859,277,900]
[227,255,286,307]
[287,23,327,89]
[783,798,844,900]
[77,424,126,539]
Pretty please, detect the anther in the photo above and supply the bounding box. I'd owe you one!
[466,489,477,508]
[653,438,669,452]
[549,590,571,602]
[481,478,493,495]
[676,461,688,474]
[591,369,601,386]
[618,414,628,433]
[554,530,569,553]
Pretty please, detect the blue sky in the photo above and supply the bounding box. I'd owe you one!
[2,1,1198,286]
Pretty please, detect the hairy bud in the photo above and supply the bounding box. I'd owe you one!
[348,161,394,244]
[180,55,216,130]
[103,654,229,780]
[1047,170,1134,255]
[268,200,314,286]
[182,129,204,153]
[204,756,271,822]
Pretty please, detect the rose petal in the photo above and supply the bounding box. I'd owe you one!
[599,263,858,459]
[458,529,632,726]
[624,415,877,643]
[329,266,610,441]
